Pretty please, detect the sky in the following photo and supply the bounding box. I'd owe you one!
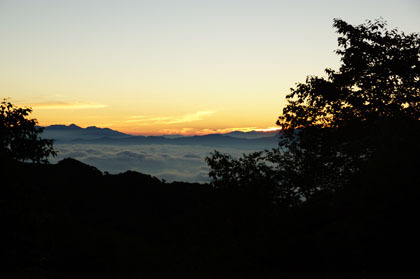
[1,0,419,135]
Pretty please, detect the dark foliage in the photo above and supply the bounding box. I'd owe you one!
[0,99,56,163]
[3,157,419,278]
[206,18,420,204]
[276,18,420,192]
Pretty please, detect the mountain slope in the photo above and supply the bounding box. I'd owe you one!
[42,124,129,141]
[42,124,280,149]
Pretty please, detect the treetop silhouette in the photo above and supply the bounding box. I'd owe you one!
[206,18,420,205]
[278,18,420,132]
[0,99,56,163]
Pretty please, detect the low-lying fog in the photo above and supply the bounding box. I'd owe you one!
[51,144,264,183]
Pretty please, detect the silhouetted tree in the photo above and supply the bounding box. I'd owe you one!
[277,18,420,193]
[0,99,56,163]
[206,18,420,204]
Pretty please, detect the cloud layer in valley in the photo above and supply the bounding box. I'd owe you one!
[51,143,260,183]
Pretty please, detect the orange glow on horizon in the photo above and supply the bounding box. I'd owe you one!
[3,0,419,142]
[254,127,282,132]
[127,126,281,136]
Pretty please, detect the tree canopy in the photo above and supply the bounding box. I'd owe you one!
[206,18,420,206]
[0,99,56,163]
[279,18,420,132]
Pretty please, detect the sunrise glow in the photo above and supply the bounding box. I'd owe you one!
[1,0,419,135]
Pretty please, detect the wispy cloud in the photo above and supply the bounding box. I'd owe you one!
[21,101,107,110]
[127,110,216,125]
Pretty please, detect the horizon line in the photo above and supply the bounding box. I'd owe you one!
[40,123,282,136]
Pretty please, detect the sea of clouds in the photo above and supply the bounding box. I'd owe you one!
[50,144,263,183]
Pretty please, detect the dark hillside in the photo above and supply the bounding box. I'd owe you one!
[3,154,419,278]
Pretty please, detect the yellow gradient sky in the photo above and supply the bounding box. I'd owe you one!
[1,0,419,135]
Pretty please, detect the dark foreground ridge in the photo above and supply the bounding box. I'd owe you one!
[2,157,419,278]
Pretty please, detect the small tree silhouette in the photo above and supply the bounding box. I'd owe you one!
[0,99,56,163]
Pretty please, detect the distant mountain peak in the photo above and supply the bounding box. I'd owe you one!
[45,124,82,130]
[86,126,100,130]
[42,124,129,141]
[68,124,82,129]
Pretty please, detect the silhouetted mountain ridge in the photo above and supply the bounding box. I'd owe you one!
[42,124,129,141]
[225,130,278,139]
[42,124,280,149]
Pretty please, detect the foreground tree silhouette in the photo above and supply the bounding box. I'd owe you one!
[0,99,56,163]
[206,18,420,205]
